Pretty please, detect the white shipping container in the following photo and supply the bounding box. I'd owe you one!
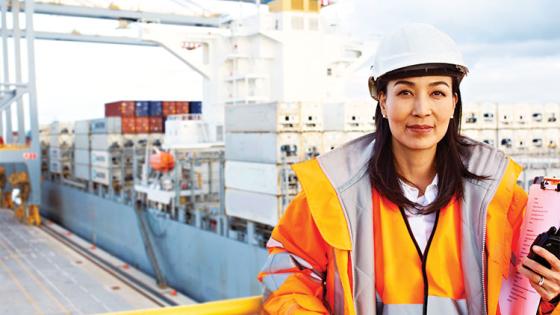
[163,120,212,149]
[478,129,498,148]
[226,102,300,132]
[514,104,531,128]
[299,102,323,131]
[479,102,498,129]
[91,167,121,186]
[498,129,515,154]
[225,132,300,164]
[74,120,91,135]
[49,160,71,174]
[528,129,546,154]
[225,188,293,226]
[91,151,115,168]
[74,134,90,150]
[543,103,560,128]
[74,149,90,164]
[49,121,74,134]
[225,161,297,195]
[323,102,371,131]
[73,163,90,180]
[544,128,560,152]
[513,130,529,154]
[461,103,480,130]
[498,104,514,128]
[301,132,323,160]
[49,147,71,161]
[90,134,123,151]
[49,134,73,148]
[322,132,346,152]
[90,117,122,134]
[461,129,479,141]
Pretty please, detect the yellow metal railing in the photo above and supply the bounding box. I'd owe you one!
[106,296,262,315]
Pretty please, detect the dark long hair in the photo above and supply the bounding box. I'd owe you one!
[367,69,487,214]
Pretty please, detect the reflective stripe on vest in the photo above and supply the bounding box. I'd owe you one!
[373,191,467,315]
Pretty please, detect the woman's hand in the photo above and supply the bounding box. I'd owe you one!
[518,246,560,303]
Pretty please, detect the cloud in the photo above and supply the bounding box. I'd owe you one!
[341,0,560,44]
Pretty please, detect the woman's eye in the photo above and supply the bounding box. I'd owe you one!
[432,91,446,97]
[397,90,412,96]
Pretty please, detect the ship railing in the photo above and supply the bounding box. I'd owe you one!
[106,295,262,315]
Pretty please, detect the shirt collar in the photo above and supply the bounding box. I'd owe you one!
[399,174,439,205]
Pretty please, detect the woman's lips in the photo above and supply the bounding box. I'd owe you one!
[407,124,434,134]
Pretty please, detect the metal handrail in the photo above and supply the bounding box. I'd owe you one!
[105,295,262,315]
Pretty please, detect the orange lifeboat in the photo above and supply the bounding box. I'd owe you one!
[150,151,175,172]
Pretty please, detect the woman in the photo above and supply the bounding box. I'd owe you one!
[258,24,560,314]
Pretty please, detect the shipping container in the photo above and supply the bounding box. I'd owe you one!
[149,117,163,133]
[162,101,177,117]
[135,101,150,117]
[225,161,298,195]
[299,102,323,131]
[49,147,71,161]
[225,102,300,132]
[90,134,124,151]
[189,101,202,114]
[74,120,91,135]
[91,150,115,168]
[49,134,73,148]
[49,121,74,134]
[135,117,150,134]
[225,132,300,164]
[148,101,163,117]
[74,164,91,181]
[176,101,189,114]
[105,101,135,117]
[74,134,90,150]
[225,188,294,226]
[74,149,90,165]
[91,167,122,186]
[90,117,122,134]
[122,117,136,134]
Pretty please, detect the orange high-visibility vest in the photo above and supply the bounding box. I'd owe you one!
[373,192,466,314]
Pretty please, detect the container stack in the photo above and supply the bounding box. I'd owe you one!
[73,120,91,181]
[48,121,74,177]
[225,102,301,228]
[321,100,376,153]
[90,115,125,188]
[460,102,560,190]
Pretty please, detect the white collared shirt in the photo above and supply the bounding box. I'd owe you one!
[399,175,439,254]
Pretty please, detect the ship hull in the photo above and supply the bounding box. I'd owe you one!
[41,180,268,302]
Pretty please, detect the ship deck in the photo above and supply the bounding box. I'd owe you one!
[0,208,161,315]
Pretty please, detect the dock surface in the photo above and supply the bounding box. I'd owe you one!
[0,208,160,315]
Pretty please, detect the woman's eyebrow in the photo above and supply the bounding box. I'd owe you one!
[429,81,450,87]
[394,80,415,87]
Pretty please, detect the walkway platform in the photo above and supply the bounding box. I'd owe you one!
[0,208,164,315]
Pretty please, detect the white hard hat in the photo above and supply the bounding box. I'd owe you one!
[368,23,468,100]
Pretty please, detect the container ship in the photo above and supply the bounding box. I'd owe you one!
[1,0,560,313]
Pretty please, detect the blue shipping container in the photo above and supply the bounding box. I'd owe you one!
[148,101,163,117]
[189,101,202,114]
[135,101,150,117]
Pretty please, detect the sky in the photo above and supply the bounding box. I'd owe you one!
[5,0,560,124]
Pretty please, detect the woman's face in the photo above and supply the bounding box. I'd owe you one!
[379,75,457,152]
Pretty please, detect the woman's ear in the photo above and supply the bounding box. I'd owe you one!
[453,92,458,113]
[379,92,388,118]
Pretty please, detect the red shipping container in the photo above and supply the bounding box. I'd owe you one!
[175,101,189,114]
[122,117,136,134]
[149,117,163,134]
[105,101,135,117]
[135,117,150,134]
[162,101,177,117]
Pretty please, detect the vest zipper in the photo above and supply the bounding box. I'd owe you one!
[399,208,441,315]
